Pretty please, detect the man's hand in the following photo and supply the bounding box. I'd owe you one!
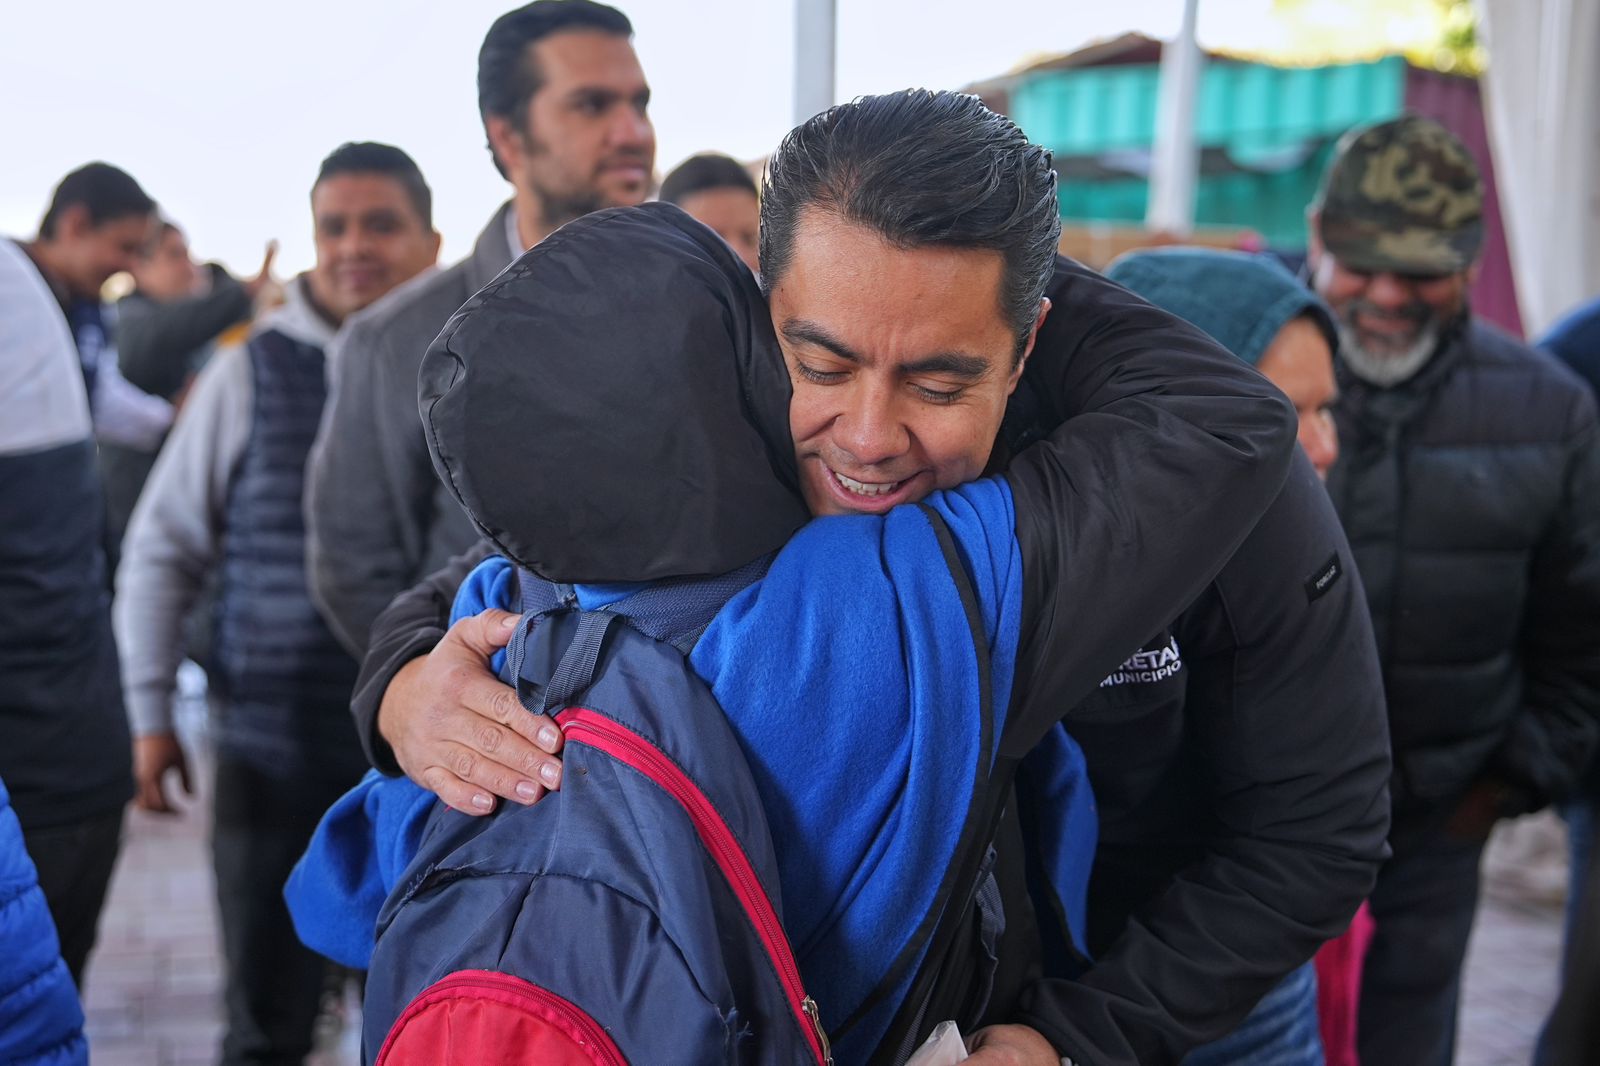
[133,732,192,814]
[965,1024,1061,1065]
[243,240,279,302]
[1445,778,1512,840]
[377,608,565,815]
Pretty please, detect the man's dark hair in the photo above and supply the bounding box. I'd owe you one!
[477,0,634,178]
[314,141,434,229]
[761,90,1061,357]
[660,153,757,206]
[38,162,156,239]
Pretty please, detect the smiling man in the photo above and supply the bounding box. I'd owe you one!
[306,0,656,660]
[345,92,1393,1065]
[1309,115,1600,1066]
[115,141,440,1066]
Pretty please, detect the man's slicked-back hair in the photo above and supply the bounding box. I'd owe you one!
[660,152,758,205]
[477,0,634,179]
[760,90,1061,357]
[314,141,434,229]
[39,162,156,239]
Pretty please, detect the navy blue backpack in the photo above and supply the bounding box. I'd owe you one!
[359,559,834,1066]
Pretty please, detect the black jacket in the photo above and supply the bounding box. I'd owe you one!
[1328,316,1600,843]
[981,264,1391,1064]
[348,253,1321,1063]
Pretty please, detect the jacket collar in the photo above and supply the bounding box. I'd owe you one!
[253,275,338,351]
[465,201,517,293]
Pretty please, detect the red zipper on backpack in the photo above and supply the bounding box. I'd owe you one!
[558,707,833,1066]
[375,969,627,1066]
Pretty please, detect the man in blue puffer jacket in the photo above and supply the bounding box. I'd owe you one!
[0,775,87,1065]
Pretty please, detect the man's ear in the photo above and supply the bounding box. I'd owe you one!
[57,202,91,241]
[1008,297,1051,391]
[426,229,443,265]
[484,113,523,179]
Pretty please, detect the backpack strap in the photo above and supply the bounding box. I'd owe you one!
[830,502,1002,1054]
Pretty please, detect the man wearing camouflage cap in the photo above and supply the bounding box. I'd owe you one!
[1308,114,1600,1066]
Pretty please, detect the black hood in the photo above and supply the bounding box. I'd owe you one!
[420,202,807,583]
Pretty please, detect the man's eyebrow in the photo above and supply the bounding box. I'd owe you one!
[782,319,994,379]
[781,319,862,364]
[899,352,992,380]
[567,86,621,105]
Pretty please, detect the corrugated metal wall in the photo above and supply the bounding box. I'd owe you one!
[1004,55,1520,332]
[1011,58,1404,246]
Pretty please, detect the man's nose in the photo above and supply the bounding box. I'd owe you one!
[338,226,375,258]
[833,384,909,467]
[609,107,653,150]
[1301,410,1339,478]
[1365,272,1415,311]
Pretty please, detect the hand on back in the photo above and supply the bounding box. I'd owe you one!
[377,608,564,815]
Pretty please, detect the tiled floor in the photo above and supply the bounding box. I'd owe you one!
[78,698,1573,1065]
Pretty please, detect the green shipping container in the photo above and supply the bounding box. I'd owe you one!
[1008,56,1407,248]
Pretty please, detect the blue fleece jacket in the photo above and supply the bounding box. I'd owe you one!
[288,478,1095,1062]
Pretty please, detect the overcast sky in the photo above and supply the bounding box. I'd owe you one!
[2,0,1297,274]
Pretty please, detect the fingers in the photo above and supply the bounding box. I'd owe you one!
[392,679,563,809]
[421,739,561,813]
[134,771,173,814]
[447,608,521,658]
[132,734,185,815]
[386,609,566,811]
[259,240,279,278]
[175,746,194,797]
[455,663,564,755]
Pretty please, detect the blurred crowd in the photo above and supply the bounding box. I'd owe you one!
[1,2,1597,1065]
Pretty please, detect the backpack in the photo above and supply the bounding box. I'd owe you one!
[358,558,834,1065]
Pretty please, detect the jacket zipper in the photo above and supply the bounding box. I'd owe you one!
[376,969,627,1066]
[559,707,833,1065]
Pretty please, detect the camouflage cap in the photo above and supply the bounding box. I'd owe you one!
[1314,114,1484,276]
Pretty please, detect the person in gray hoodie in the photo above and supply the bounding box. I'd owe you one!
[114,142,439,1066]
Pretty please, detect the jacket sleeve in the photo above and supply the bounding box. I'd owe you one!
[350,540,494,774]
[1001,258,1297,759]
[1491,391,1600,810]
[1018,453,1393,1064]
[116,271,250,399]
[306,314,423,657]
[114,344,251,737]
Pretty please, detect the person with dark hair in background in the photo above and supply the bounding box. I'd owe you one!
[101,222,278,553]
[18,163,175,478]
[350,91,1390,1065]
[659,151,760,272]
[114,141,440,1066]
[1305,116,1600,1066]
[1,163,151,987]
[306,0,655,659]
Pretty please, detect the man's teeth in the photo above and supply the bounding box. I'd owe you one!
[833,471,901,497]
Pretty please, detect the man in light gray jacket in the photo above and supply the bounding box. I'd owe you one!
[115,142,439,1066]
[305,0,656,662]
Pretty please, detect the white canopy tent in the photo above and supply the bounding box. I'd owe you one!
[1474,0,1600,336]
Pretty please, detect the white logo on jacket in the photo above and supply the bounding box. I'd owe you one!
[1099,636,1183,687]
